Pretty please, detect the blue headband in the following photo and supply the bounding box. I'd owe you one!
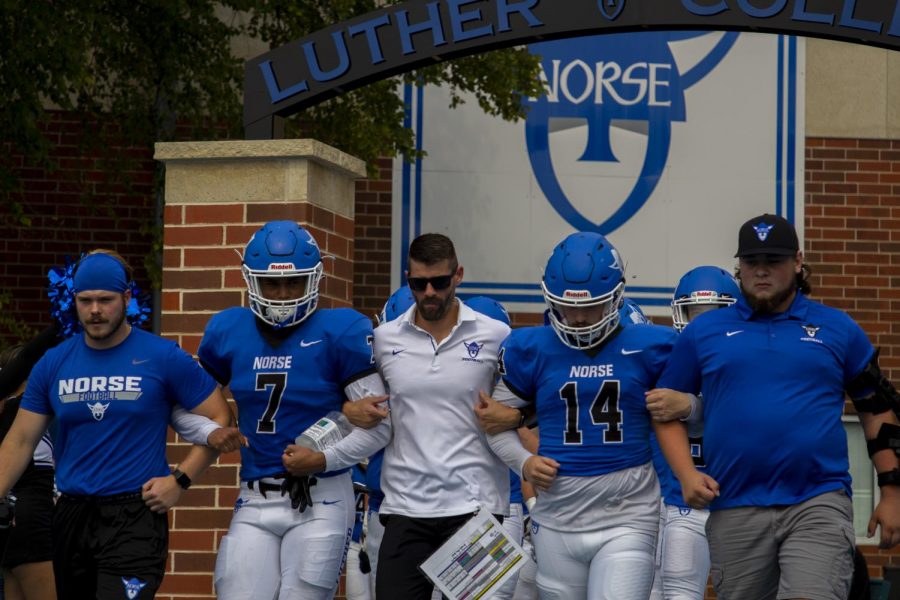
[73,254,128,293]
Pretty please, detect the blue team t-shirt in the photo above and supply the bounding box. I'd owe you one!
[21,327,216,496]
[198,307,377,481]
[500,324,675,477]
[657,292,874,509]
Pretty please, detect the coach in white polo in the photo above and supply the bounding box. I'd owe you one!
[281,233,510,599]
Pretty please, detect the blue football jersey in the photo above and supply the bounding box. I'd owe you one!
[509,470,523,504]
[198,307,377,481]
[20,328,216,496]
[658,293,874,508]
[651,431,706,508]
[500,324,675,477]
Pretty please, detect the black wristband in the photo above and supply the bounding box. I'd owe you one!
[171,468,192,490]
[517,408,527,429]
[876,469,900,487]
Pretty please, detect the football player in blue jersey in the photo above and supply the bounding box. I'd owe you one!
[465,295,537,600]
[654,214,900,600]
[198,221,387,600]
[645,266,740,600]
[484,231,676,600]
[0,251,233,600]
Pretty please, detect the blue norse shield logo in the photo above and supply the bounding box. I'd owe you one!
[525,32,739,235]
[597,0,625,20]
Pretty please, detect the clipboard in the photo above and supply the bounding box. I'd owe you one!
[420,510,532,600]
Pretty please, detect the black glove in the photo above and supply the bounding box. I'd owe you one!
[359,548,371,574]
[281,475,316,513]
[0,496,16,529]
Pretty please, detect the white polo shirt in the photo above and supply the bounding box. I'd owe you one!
[323,300,511,518]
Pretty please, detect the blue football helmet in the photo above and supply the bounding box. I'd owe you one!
[241,221,323,328]
[378,285,415,324]
[618,298,648,326]
[465,296,510,326]
[672,265,740,331]
[542,232,625,349]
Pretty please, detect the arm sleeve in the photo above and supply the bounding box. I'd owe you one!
[656,326,702,394]
[486,372,533,476]
[0,325,61,399]
[492,379,530,408]
[165,345,218,411]
[487,429,532,477]
[170,405,220,446]
[322,418,391,472]
[344,372,387,400]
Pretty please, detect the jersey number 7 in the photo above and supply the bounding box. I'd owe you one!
[256,372,287,434]
[559,380,622,445]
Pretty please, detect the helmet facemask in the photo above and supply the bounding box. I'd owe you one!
[242,263,323,328]
[672,292,736,331]
[543,279,625,349]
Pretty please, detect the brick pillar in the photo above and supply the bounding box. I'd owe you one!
[153,139,366,599]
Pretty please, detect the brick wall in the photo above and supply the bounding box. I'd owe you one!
[0,111,155,338]
[352,157,394,321]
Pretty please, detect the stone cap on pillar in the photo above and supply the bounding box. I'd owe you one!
[154,139,366,218]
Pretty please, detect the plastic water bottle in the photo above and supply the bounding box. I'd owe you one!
[295,411,353,452]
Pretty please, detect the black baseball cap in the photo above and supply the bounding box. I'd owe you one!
[735,213,799,257]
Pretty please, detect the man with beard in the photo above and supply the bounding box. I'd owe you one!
[0,250,233,599]
[653,214,900,600]
[282,233,511,599]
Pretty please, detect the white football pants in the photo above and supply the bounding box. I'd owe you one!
[214,473,354,600]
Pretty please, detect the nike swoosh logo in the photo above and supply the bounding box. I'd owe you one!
[392,348,406,355]
[322,499,341,505]
[132,359,150,365]
[620,349,642,355]
[300,340,322,348]
[726,331,744,337]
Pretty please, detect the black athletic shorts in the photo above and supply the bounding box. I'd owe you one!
[376,512,505,600]
[0,467,55,569]
[52,492,168,600]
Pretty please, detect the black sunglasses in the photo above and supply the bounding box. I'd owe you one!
[407,274,454,292]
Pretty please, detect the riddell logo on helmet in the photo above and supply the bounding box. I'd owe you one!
[267,263,296,271]
[564,290,591,299]
[692,291,714,298]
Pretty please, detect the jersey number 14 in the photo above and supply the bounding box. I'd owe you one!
[559,380,622,445]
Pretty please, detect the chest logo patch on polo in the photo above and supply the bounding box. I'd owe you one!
[800,323,823,344]
[463,341,484,359]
